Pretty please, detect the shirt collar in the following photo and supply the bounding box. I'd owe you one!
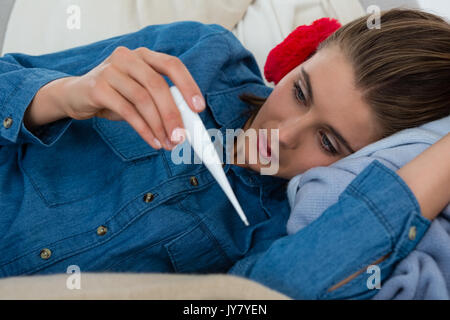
[205,83,274,128]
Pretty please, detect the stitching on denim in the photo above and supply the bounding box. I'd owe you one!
[0,226,94,269]
[347,184,395,246]
[165,222,204,272]
[73,27,228,79]
[372,161,421,214]
[22,198,189,276]
[103,227,192,271]
[2,71,33,110]
[206,82,265,98]
[160,151,174,178]
[165,245,179,272]
[19,161,53,208]
[220,31,236,88]
[177,197,234,266]
[319,249,391,300]
[21,157,130,208]
[1,26,231,275]
[397,214,430,258]
[1,71,36,142]
[199,223,234,267]
[93,118,159,161]
[95,27,230,75]
[92,119,128,160]
[1,169,200,269]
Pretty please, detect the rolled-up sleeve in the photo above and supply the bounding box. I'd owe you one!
[228,160,431,300]
[0,58,73,147]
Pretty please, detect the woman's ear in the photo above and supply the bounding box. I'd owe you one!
[264,17,341,85]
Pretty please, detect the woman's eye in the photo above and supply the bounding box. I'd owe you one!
[293,82,306,104]
[320,131,338,155]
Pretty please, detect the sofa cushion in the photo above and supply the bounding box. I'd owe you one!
[0,273,291,299]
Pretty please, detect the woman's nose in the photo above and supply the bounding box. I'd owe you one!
[277,117,303,149]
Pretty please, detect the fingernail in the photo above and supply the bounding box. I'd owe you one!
[153,138,162,149]
[192,95,205,112]
[171,127,186,144]
[165,138,174,150]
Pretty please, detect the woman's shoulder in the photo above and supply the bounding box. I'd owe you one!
[137,21,265,96]
[139,21,232,47]
[139,21,253,64]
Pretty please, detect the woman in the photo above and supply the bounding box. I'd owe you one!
[0,8,448,298]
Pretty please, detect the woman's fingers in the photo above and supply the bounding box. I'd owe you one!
[135,47,206,113]
[93,81,164,151]
[88,46,205,150]
[113,49,186,147]
[105,66,174,150]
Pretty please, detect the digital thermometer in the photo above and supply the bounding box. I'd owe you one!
[170,86,250,226]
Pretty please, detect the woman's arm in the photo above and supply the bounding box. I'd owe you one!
[2,22,227,148]
[230,134,450,299]
[326,133,450,292]
[23,77,74,132]
[328,133,450,292]
[397,133,450,220]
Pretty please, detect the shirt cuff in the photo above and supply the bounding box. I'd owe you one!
[344,160,431,260]
[320,159,431,299]
[229,160,431,300]
[1,68,73,146]
[19,117,73,147]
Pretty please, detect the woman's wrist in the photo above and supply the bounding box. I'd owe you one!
[397,133,450,221]
[23,77,75,131]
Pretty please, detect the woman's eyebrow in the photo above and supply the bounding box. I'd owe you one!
[301,67,356,154]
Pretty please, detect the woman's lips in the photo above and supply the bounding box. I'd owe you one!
[258,131,272,160]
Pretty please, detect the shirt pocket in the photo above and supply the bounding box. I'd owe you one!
[92,117,161,162]
[21,118,161,207]
[164,222,233,274]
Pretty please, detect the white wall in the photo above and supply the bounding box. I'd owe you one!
[417,0,450,20]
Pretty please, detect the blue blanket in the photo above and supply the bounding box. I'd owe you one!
[286,115,450,300]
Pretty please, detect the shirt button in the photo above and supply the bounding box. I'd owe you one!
[143,192,155,203]
[3,117,13,129]
[190,176,199,186]
[97,225,108,236]
[40,248,52,260]
[408,226,417,241]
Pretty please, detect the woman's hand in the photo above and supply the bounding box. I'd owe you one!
[36,46,205,151]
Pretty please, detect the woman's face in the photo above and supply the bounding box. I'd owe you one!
[236,45,383,179]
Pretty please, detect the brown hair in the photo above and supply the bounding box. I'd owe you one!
[239,8,450,139]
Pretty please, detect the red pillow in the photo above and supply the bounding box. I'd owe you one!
[264,17,341,85]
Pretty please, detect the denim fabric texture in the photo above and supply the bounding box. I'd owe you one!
[229,160,431,299]
[0,21,429,299]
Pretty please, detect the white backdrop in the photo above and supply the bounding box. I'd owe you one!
[416,0,450,20]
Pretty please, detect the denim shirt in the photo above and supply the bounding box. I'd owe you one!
[0,21,430,299]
